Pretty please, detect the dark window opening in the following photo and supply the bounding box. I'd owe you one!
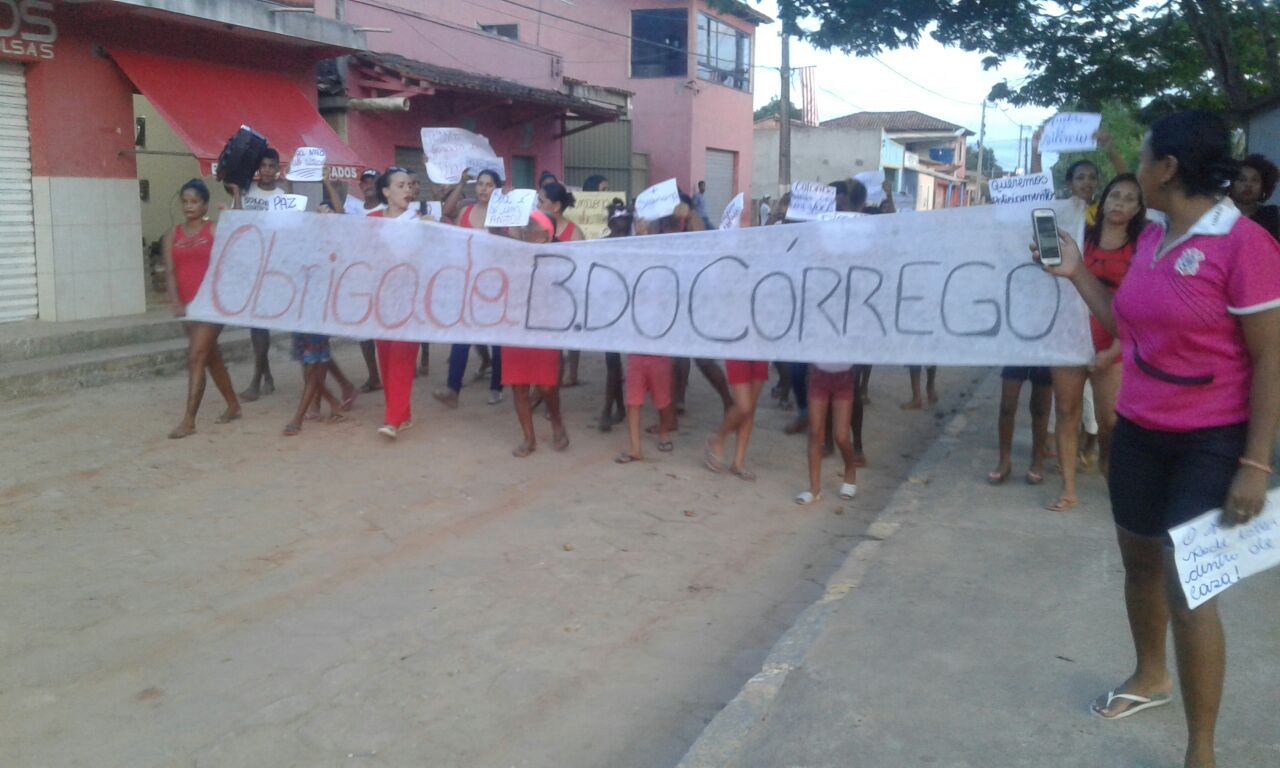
[479,23,518,40]
[631,9,687,78]
[697,14,750,91]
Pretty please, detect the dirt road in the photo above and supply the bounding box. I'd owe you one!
[0,347,981,767]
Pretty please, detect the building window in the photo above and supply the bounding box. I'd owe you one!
[478,23,518,40]
[631,9,687,78]
[697,14,750,91]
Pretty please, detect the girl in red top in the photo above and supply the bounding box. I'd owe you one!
[539,182,587,389]
[1047,173,1145,511]
[369,167,424,439]
[163,179,240,439]
[503,211,569,456]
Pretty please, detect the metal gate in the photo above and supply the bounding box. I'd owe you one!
[703,148,735,227]
[564,118,632,196]
[0,62,36,322]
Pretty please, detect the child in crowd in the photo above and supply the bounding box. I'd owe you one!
[283,334,350,436]
[794,363,859,505]
[617,352,675,463]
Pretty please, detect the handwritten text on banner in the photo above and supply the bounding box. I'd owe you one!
[185,200,1091,365]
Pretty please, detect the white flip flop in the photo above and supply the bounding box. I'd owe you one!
[839,483,858,501]
[1091,690,1172,720]
[794,491,822,505]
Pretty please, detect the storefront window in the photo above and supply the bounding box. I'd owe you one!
[631,9,688,78]
[697,14,750,92]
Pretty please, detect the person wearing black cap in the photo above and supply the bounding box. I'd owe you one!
[343,168,384,216]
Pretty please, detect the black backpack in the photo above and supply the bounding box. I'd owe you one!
[216,125,268,190]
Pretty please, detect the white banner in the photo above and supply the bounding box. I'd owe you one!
[719,192,744,230]
[788,181,836,221]
[420,127,500,184]
[1039,112,1102,154]
[989,173,1056,205]
[285,147,325,182]
[1171,490,1280,609]
[185,200,1091,365]
[485,189,537,228]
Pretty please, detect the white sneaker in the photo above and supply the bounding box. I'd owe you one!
[398,420,413,433]
[487,390,503,405]
[377,424,397,439]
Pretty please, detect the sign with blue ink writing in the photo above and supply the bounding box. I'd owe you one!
[1038,112,1102,154]
[1170,489,1280,609]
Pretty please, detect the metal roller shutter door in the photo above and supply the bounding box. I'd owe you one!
[0,62,36,322]
[703,149,735,227]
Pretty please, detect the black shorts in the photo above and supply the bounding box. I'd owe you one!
[1108,415,1247,540]
[1000,366,1052,386]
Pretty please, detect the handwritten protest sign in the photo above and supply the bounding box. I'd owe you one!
[285,147,325,183]
[186,199,1091,365]
[466,156,505,182]
[787,181,837,221]
[720,192,745,229]
[855,170,886,204]
[420,127,500,184]
[635,178,680,221]
[1170,490,1280,610]
[485,189,538,228]
[989,173,1056,205]
[1039,113,1102,154]
[565,191,625,239]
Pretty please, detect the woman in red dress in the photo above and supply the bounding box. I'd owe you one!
[504,211,569,457]
[537,182,587,388]
[369,167,424,439]
[164,179,240,439]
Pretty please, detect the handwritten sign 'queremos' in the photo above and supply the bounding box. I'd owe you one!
[1170,489,1280,610]
[185,199,1090,365]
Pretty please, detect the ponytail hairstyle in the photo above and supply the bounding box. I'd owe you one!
[1148,110,1238,198]
[542,181,576,212]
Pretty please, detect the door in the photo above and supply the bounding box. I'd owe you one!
[0,62,36,322]
[703,149,735,227]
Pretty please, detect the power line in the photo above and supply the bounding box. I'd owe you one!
[868,56,982,107]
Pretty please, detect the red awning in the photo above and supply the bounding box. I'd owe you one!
[111,49,364,179]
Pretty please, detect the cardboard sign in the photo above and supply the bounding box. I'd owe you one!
[787,182,836,221]
[285,147,325,183]
[989,173,1056,205]
[635,178,680,221]
[186,199,1091,366]
[420,127,500,185]
[1170,490,1280,610]
[1039,113,1102,154]
[719,192,745,230]
[485,189,538,228]
[565,191,626,239]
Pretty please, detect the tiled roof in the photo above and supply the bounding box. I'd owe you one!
[821,110,972,134]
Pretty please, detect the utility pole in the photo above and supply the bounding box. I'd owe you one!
[975,100,987,202]
[1016,123,1025,174]
[778,29,792,192]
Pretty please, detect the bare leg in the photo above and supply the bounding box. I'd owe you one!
[418,343,430,376]
[359,340,381,392]
[830,397,857,484]
[171,323,212,438]
[925,366,938,404]
[600,353,624,431]
[239,328,273,400]
[544,385,569,450]
[991,378,1022,479]
[1050,367,1088,509]
[511,384,537,456]
[327,360,356,409]
[695,358,734,412]
[902,366,924,410]
[1165,547,1225,768]
[1029,382,1052,479]
[284,363,325,435]
[673,358,690,414]
[202,324,240,422]
[709,381,752,467]
[730,381,764,474]
[564,350,581,387]
[625,404,644,459]
[857,365,872,404]
[851,372,867,465]
[806,398,830,497]
[1091,362,1122,477]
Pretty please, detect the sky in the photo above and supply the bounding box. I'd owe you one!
[747,1,1058,173]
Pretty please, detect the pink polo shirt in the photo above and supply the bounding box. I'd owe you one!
[1113,200,1280,432]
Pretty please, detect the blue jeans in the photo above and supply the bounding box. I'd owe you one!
[446,344,501,393]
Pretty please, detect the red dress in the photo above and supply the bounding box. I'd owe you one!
[554,220,578,242]
[1084,239,1135,352]
[171,221,215,303]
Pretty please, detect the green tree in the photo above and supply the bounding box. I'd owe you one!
[754,96,802,122]
[760,0,1278,114]
[966,144,1003,178]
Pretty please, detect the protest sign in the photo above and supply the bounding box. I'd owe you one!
[787,181,837,221]
[565,191,625,239]
[1039,113,1102,154]
[421,201,444,221]
[635,178,680,221]
[420,127,500,184]
[719,192,744,230]
[466,156,505,182]
[989,173,1056,205]
[485,189,538,228]
[1170,490,1280,610]
[285,147,325,183]
[855,170,886,205]
[187,199,1091,366]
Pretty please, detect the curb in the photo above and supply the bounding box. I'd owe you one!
[674,372,995,768]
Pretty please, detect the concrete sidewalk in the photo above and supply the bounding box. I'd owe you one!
[679,373,1280,768]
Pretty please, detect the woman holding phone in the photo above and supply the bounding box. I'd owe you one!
[1037,111,1280,768]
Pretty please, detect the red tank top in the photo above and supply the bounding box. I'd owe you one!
[1084,238,1135,352]
[171,221,214,304]
[554,220,578,242]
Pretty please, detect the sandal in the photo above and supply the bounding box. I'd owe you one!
[553,431,570,452]
[657,441,674,453]
[360,380,382,393]
[214,409,241,424]
[730,466,756,482]
[704,438,726,473]
[1025,470,1045,485]
[1046,495,1079,512]
[282,422,301,437]
[839,482,858,501]
[615,452,640,464]
[987,467,1012,485]
[167,424,196,440]
[338,391,357,412]
[793,491,822,506]
[1091,689,1172,720]
[512,442,535,458]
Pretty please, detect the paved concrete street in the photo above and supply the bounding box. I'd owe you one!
[0,346,981,767]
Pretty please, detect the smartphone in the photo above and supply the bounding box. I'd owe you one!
[1032,208,1061,267]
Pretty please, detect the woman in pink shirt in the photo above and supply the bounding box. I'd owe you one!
[1040,111,1280,768]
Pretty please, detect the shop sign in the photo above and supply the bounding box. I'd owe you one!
[0,0,56,62]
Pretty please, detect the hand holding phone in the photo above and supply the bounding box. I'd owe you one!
[1032,208,1062,267]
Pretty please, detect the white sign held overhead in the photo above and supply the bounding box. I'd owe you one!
[420,127,501,185]
[719,192,745,230]
[466,156,505,182]
[855,170,886,205]
[1039,112,1103,154]
[635,178,680,221]
[186,200,1091,366]
[285,147,326,182]
[989,173,1057,205]
[1170,490,1280,610]
[485,189,538,228]
[787,181,837,221]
